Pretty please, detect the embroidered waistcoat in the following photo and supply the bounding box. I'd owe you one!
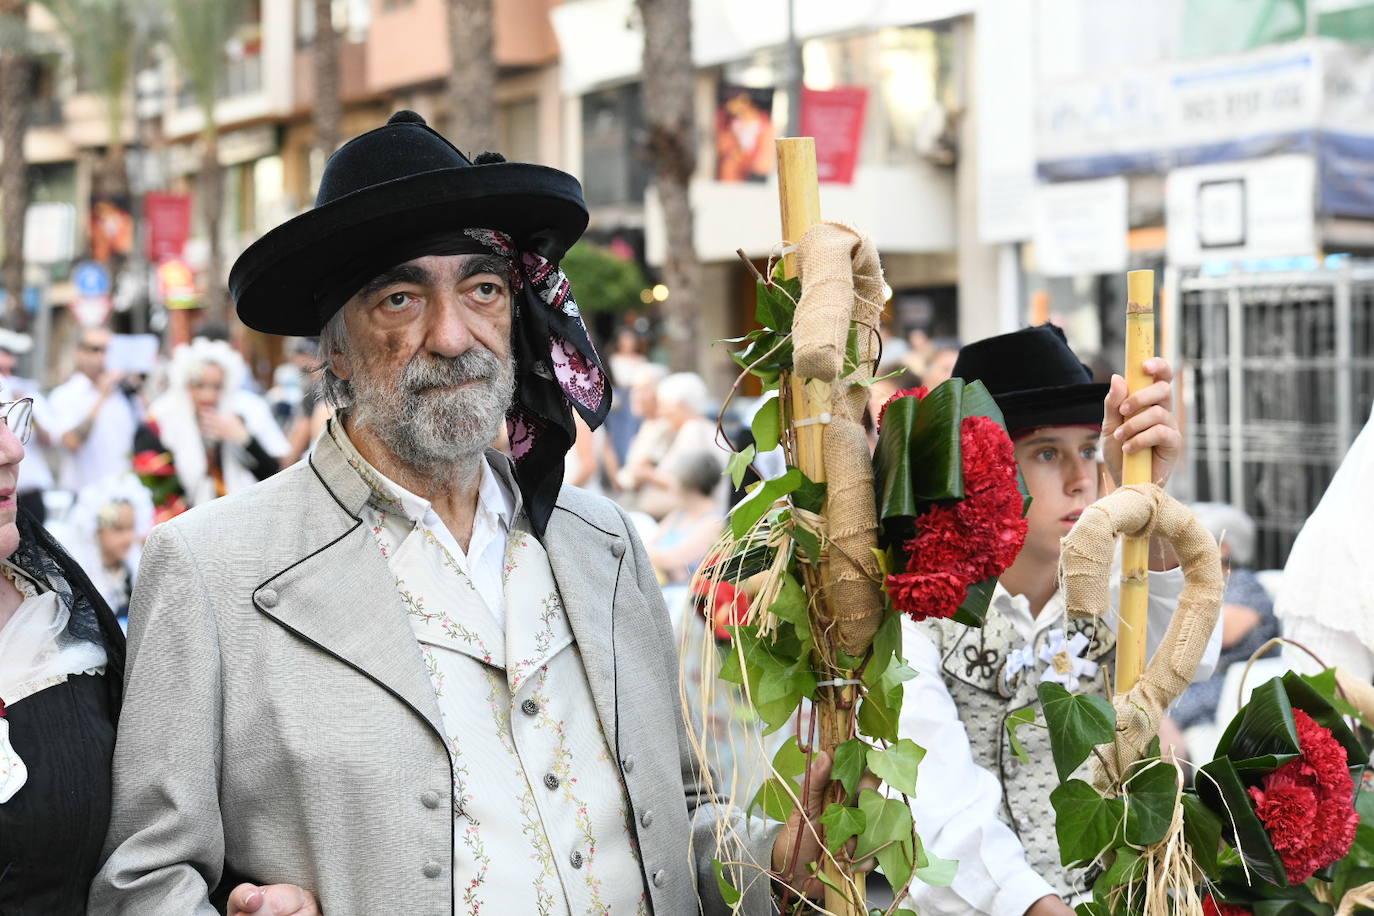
[918,605,1116,898]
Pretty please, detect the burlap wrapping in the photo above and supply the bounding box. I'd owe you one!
[793,222,886,655]
[1060,484,1223,786]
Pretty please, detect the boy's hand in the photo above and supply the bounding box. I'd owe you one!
[1103,358,1182,487]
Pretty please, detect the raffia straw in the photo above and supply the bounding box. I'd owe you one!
[1336,881,1374,915]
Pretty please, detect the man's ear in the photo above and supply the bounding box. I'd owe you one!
[329,348,353,381]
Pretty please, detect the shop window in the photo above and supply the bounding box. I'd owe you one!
[580,83,649,207]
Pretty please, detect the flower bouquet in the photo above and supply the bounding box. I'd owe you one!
[132,444,188,524]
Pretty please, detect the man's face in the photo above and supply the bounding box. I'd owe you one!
[1012,426,1101,566]
[0,350,17,377]
[334,253,516,469]
[76,329,111,379]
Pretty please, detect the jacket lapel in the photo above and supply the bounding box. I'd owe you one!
[252,426,446,739]
[542,498,626,751]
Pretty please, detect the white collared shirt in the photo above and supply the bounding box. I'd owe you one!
[899,568,1222,916]
[49,372,139,493]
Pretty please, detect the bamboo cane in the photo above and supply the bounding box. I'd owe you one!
[1116,269,1156,695]
[776,137,865,916]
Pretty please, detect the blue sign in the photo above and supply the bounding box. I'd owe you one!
[73,261,110,297]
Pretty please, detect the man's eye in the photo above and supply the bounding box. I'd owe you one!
[1036,448,1056,462]
[383,292,412,309]
[474,282,501,298]
[1082,447,1098,460]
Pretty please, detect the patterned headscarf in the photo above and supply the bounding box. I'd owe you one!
[328,228,611,536]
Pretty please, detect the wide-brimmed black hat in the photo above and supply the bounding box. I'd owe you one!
[229,110,589,336]
[951,324,1108,434]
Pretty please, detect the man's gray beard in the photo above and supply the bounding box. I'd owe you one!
[350,347,515,472]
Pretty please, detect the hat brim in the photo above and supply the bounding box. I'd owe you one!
[989,381,1110,435]
[230,162,589,336]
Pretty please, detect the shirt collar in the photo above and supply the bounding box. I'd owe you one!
[326,417,520,531]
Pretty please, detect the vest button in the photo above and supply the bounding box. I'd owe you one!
[570,849,584,869]
[422,860,441,879]
[257,588,278,609]
[640,809,654,828]
[610,539,626,558]
[652,869,666,888]
[621,756,634,774]
[421,791,440,809]
[521,698,539,716]
[543,772,560,790]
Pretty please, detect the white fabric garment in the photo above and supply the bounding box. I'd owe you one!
[1278,402,1374,680]
[327,424,650,915]
[49,373,139,493]
[146,389,289,508]
[900,567,1220,916]
[4,375,55,494]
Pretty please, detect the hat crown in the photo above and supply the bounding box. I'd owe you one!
[952,324,1093,396]
[315,110,474,208]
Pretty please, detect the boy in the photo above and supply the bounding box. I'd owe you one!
[900,325,1222,916]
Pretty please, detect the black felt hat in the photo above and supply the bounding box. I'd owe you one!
[229,110,589,336]
[951,325,1109,434]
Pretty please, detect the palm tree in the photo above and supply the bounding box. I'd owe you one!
[40,0,137,199]
[312,0,340,161]
[162,0,245,321]
[637,0,700,372]
[0,0,32,328]
[446,0,496,155]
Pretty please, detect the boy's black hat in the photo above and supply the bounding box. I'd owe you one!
[951,324,1108,434]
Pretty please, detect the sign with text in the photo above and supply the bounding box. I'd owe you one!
[1166,155,1317,266]
[1032,177,1129,277]
[801,86,869,184]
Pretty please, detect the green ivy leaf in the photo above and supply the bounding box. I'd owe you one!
[1005,706,1038,765]
[1050,779,1124,867]
[751,395,781,453]
[712,859,742,906]
[792,473,827,514]
[751,776,798,822]
[858,661,916,744]
[832,738,869,798]
[864,612,901,684]
[730,468,802,539]
[725,444,756,490]
[1075,904,1111,916]
[856,789,916,890]
[1092,848,1143,896]
[866,739,925,798]
[1122,759,1181,847]
[771,737,807,781]
[1181,791,1224,879]
[915,848,957,887]
[754,277,797,333]
[1038,681,1116,782]
[755,659,816,732]
[819,801,867,854]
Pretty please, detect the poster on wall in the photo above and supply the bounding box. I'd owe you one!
[144,192,192,262]
[801,86,869,184]
[715,84,776,183]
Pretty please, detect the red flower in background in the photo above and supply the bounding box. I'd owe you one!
[1201,895,1252,916]
[1247,708,1358,884]
[885,406,1027,622]
[692,578,751,642]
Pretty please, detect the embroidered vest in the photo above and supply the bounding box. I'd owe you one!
[918,605,1116,898]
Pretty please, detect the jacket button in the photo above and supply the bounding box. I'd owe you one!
[621,756,634,774]
[543,772,560,790]
[421,791,440,809]
[257,588,278,609]
[610,539,625,558]
[521,698,539,715]
[640,809,654,828]
[652,869,666,888]
[422,860,441,879]
[570,850,584,869]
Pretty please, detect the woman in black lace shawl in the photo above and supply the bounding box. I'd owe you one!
[0,458,125,915]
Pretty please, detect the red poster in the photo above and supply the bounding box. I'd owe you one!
[145,192,192,262]
[801,87,870,184]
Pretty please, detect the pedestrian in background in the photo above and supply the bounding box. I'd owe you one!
[50,327,139,494]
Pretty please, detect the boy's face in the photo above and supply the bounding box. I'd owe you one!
[1012,425,1101,566]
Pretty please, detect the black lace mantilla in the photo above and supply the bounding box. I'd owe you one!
[9,508,126,707]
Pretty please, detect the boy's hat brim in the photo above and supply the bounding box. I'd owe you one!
[951,324,1108,434]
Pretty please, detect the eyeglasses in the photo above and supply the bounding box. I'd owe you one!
[80,343,107,353]
[0,398,34,445]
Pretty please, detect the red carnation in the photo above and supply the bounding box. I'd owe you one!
[877,386,929,432]
[692,578,751,642]
[1246,708,1358,884]
[1201,895,1252,916]
[886,415,1027,622]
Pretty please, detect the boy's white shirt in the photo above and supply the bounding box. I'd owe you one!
[898,564,1223,916]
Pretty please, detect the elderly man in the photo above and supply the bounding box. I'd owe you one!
[91,112,827,916]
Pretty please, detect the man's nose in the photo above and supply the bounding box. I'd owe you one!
[424,294,478,358]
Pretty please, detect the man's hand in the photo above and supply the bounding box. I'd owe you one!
[771,751,832,900]
[96,370,125,399]
[1024,893,1075,916]
[1103,357,1181,487]
[227,883,321,916]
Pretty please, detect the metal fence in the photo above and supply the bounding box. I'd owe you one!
[1168,262,1374,570]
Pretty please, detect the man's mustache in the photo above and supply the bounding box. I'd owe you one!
[401,349,503,391]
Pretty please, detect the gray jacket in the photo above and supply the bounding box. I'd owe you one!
[89,435,775,915]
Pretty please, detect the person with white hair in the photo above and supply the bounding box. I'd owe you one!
[1168,501,1278,730]
[138,340,290,508]
[51,474,154,628]
[620,370,719,519]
